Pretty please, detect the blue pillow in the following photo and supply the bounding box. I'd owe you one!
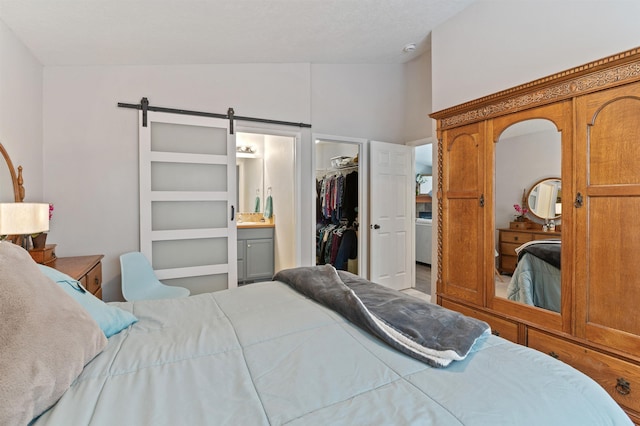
[38,265,137,338]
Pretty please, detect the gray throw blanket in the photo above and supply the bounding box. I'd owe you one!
[519,243,561,269]
[273,265,490,368]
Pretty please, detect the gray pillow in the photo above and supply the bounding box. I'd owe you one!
[0,241,107,425]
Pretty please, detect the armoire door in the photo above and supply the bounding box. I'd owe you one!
[575,80,640,354]
[439,121,486,305]
[139,111,237,294]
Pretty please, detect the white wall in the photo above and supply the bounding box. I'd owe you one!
[404,52,432,142]
[432,0,640,112]
[0,20,43,202]
[43,63,412,301]
[264,134,296,272]
[311,64,407,143]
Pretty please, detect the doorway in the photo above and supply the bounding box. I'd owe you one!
[412,140,433,297]
[236,130,297,275]
[313,135,368,277]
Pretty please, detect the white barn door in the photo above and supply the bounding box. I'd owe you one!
[139,111,237,293]
[369,141,414,290]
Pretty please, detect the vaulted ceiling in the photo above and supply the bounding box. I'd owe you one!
[0,0,476,66]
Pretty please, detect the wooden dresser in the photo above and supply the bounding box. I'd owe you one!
[50,255,104,299]
[497,228,561,274]
[431,47,640,423]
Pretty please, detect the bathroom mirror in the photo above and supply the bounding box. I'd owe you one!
[237,157,264,213]
[236,132,265,213]
[526,177,561,220]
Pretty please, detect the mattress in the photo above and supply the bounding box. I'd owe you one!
[35,280,629,425]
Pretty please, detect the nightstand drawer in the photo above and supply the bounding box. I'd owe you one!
[500,255,517,272]
[528,329,640,414]
[84,262,102,295]
[500,242,522,256]
[501,231,533,244]
[51,255,104,298]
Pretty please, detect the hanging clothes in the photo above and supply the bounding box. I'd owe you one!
[342,171,358,224]
[316,162,358,268]
[317,170,358,225]
[315,223,357,269]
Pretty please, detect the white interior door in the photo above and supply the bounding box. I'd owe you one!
[369,141,414,290]
[139,111,237,293]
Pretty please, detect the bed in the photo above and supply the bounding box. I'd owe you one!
[1,241,631,425]
[507,240,561,312]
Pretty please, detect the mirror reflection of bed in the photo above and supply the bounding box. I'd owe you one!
[494,119,562,313]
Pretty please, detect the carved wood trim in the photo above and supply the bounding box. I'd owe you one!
[430,46,640,129]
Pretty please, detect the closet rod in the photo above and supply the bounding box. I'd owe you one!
[117,98,312,133]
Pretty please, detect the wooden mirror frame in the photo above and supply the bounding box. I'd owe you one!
[526,177,562,221]
[0,143,25,203]
[0,143,26,245]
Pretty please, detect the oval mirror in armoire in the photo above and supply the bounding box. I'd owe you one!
[489,102,572,333]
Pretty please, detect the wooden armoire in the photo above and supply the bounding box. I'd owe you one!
[430,47,640,423]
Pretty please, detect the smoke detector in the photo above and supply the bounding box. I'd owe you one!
[402,43,417,53]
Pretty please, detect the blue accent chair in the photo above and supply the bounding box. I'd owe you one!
[120,252,190,301]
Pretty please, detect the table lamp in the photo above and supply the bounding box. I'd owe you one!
[0,203,50,250]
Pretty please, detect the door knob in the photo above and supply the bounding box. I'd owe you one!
[371,224,381,230]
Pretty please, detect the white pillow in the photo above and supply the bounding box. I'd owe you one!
[0,242,107,425]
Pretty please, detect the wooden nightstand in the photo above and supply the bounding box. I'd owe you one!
[29,244,57,265]
[50,255,105,299]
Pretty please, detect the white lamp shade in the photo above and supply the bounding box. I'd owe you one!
[0,203,50,235]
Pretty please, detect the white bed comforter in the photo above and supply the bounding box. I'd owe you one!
[35,281,630,425]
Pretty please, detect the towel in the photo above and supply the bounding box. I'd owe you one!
[264,195,273,218]
[254,196,260,213]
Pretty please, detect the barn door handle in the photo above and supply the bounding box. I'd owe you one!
[231,205,235,221]
[574,192,583,208]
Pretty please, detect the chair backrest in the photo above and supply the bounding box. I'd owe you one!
[120,252,162,301]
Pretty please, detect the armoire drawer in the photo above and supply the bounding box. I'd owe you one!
[528,328,640,415]
[441,300,519,343]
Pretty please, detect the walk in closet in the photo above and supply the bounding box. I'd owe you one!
[430,47,640,423]
[315,141,359,273]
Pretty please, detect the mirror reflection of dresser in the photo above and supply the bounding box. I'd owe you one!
[497,227,561,274]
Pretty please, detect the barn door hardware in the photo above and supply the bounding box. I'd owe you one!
[118,98,312,132]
